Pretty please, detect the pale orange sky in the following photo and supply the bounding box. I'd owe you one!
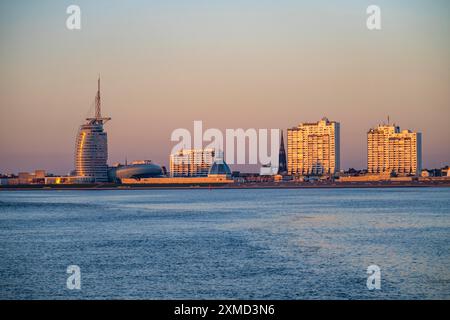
[0,0,449,174]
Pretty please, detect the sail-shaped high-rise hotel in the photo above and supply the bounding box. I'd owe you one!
[74,78,111,182]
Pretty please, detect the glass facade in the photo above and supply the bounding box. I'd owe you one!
[74,123,109,182]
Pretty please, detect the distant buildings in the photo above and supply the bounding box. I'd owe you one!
[1,78,445,185]
[74,78,111,182]
[3,170,46,185]
[367,124,422,176]
[287,117,340,176]
[0,170,93,185]
[123,159,233,184]
[443,167,450,177]
[19,170,46,184]
[170,148,215,177]
[44,176,95,184]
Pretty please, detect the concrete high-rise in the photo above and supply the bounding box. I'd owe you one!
[170,148,215,177]
[287,117,340,176]
[74,78,111,182]
[367,124,422,176]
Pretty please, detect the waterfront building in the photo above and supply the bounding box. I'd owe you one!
[44,176,95,184]
[0,170,94,185]
[18,172,33,184]
[74,78,111,182]
[287,117,340,176]
[260,164,278,176]
[208,159,232,179]
[443,167,450,177]
[15,170,46,184]
[121,175,233,185]
[121,159,233,185]
[169,148,215,177]
[367,124,422,176]
[108,160,164,182]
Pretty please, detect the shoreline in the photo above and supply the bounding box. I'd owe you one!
[1,181,450,191]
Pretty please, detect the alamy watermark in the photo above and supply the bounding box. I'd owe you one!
[367,265,381,290]
[66,265,81,290]
[171,121,280,167]
[66,5,81,30]
[65,5,381,32]
[367,5,381,30]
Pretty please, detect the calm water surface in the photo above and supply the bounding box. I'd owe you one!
[0,188,449,299]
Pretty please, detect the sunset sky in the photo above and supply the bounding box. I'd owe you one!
[0,0,449,174]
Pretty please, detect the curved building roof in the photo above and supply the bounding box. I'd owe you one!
[75,124,109,182]
[110,163,163,180]
[208,160,232,176]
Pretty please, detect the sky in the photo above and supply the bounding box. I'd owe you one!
[0,0,449,174]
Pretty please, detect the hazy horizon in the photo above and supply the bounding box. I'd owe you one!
[1,0,449,174]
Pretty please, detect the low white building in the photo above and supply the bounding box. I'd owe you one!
[260,164,278,176]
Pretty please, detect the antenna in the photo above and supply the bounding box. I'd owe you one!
[87,76,111,125]
[95,76,101,119]
[387,115,390,125]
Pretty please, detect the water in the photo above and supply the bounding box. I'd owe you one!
[0,188,449,300]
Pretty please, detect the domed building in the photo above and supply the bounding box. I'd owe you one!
[108,160,164,182]
[119,153,234,185]
[208,160,232,179]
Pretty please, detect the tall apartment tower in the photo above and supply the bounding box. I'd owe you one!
[367,124,422,176]
[170,149,215,177]
[287,117,340,176]
[74,78,111,182]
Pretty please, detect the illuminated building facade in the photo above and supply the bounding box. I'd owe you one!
[368,124,422,176]
[287,117,340,176]
[170,148,215,177]
[74,78,111,182]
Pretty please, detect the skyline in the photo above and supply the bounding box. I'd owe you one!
[1,0,449,174]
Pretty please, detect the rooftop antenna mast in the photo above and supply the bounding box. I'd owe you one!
[87,75,111,124]
[95,76,101,119]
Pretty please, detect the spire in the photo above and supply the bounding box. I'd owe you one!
[87,76,111,125]
[95,76,101,119]
[278,129,287,174]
